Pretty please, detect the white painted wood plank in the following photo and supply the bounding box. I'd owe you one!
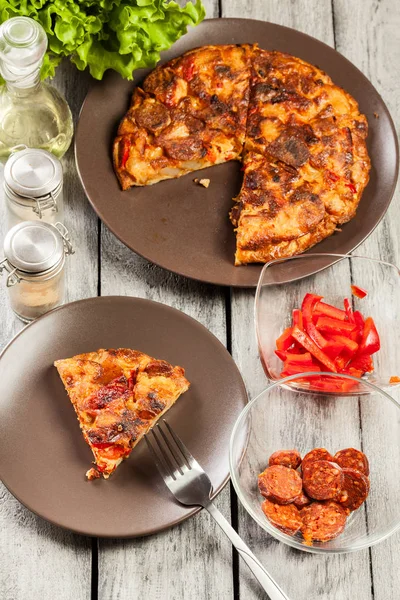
[333,1,400,598]
[224,1,376,598]
[98,211,234,597]
[0,61,95,600]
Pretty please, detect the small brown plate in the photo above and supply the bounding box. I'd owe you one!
[0,296,247,537]
[75,18,398,287]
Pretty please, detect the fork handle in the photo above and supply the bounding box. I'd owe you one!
[205,503,290,600]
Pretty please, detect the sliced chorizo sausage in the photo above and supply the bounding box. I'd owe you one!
[333,448,370,476]
[268,449,302,470]
[293,492,311,508]
[302,460,343,500]
[302,448,333,468]
[262,499,303,536]
[258,465,302,504]
[335,468,370,511]
[301,501,347,543]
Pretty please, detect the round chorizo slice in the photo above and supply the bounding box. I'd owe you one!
[336,468,370,511]
[333,448,370,476]
[262,499,303,536]
[301,501,347,543]
[258,465,302,504]
[268,449,302,470]
[293,492,312,508]
[302,460,343,500]
[302,448,333,469]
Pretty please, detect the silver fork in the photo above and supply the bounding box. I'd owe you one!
[146,420,290,600]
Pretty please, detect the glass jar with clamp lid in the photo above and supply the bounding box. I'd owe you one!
[4,147,63,229]
[0,220,73,322]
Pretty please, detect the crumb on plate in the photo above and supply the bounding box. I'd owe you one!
[194,178,210,188]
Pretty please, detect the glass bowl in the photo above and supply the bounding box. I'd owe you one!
[255,254,400,394]
[229,373,400,553]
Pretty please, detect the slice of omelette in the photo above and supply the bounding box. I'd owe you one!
[231,49,370,264]
[113,44,253,189]
[55,349,189,480]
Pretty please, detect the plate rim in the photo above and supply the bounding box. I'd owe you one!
[0,295,248,538]
[75,17,399,288]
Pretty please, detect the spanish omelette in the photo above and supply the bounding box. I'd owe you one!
[113,44,370,265]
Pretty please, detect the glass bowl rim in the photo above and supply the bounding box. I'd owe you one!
[229,371,400,554]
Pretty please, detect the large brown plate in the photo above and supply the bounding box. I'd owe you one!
[0,296,247,537]
[75,18,398,287]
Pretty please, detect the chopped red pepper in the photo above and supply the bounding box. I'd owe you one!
[281,363,321,377]
[91,442,115,449]
[326,334,359,354]
[390,376,400,384]
[275,349,288,362]
[292,326,337,372]
[346,354,374,373]
[351,285,368,299]
[182,58,195,81]
[292,309,303,329]
[314,301,347,321]
[358,317,380,355]
[120,138,131,169]
[346,182,357,194]
[301,293,329,349]
[324,339,346,359]
[284,352,314,365]
[316,315,357,335]
[276,327,294,351]
[274,286,379,387]
[327,170,340,182]
[343,298,355,323]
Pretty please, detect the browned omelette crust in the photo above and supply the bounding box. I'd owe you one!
[114,44,252,189]
[113,45,370,265]
[232,49,370,264]
[54,349,189,479]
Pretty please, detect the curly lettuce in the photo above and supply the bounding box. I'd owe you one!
[0,0,205,79]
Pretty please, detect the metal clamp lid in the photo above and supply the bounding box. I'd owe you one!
[1,221,74,282]
[4,147,63,198]
[54,222,74,255]
[0,258,21,287]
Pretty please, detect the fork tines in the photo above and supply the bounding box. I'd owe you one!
[145,420,193,481]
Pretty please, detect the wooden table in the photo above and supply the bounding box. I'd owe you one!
[1,1,399,598]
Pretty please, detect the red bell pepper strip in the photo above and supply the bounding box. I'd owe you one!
[284,352,314,365]
[281,365,321,377]
[291,326,337,372]
[343,367,364,378]
[276,327,294,351]
[292,309,303,329]
[346,354,374,373]
[358,317,381,355]
[353,311,365,330]
[327,334,359,354]
[301,293,329,349]
[343,298,355,324]
[275,350,288,361]
[346,182,357,194]
[314,301,347,321]
[324,339,346,359]
[298,375,358,392]
[120,138,131,169]
[390,376,400,384]
[351,285,368,299]
[316,316,357,335]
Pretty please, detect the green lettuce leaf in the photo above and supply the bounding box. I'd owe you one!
[0,0,205,79]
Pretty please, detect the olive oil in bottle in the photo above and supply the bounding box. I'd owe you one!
[0,17,73,161]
